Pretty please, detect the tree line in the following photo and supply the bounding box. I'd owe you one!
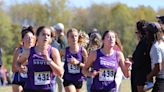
[0,0,163,69]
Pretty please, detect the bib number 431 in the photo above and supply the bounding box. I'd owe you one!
[34,72,50,85]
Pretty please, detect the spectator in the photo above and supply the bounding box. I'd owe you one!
[131,20,152,92]
[146,22,164,92]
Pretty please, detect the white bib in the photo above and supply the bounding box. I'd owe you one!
[20,72,28,78]
[99,68,115,81]
[68,63,80,74]
[34,72,50,85]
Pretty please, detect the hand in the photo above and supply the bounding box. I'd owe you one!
[69,56,79,65]
[42,49,51,61]
[125,58,132,68]
[146,74,152,81]
[91,70,99,78]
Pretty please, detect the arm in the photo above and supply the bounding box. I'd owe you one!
[12,48,19,72]
[82,51,98,77]
[147,46,162,81]
[67,47,88,67]
[147,63,161,81]
[12,48,28,73]
[18,49,30,64]
[79,47,88,67]
[118,51,130,78]
[47,47,63,77]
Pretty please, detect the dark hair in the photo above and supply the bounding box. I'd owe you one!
[101,30,113,48]
[36,26,53,37]
[21,26,34,39]
[88,28,98,37]
[136,20,148,36]
[146,22,162,34]
[102,30,110,40]
[157,15,164,24]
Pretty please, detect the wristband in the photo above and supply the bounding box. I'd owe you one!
[128,66,132,71]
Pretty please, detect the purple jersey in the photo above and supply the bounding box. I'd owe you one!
[25,46,55,90]
[63,47,84,81]
[91,49,119,91]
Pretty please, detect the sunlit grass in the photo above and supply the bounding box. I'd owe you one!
[0,79,152,92]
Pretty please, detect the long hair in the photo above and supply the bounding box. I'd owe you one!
[87,32,102,52]
[78,31,89,48]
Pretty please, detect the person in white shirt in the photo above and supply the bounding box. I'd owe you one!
[146,21,164,92]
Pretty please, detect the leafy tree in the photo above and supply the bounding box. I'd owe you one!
[110,3,135,56]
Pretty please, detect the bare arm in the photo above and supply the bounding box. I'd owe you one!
[118,51,130,78]
[12,48,19,72]
[82,50,98,77]
[147,63,161,81]
[79,47,88,67]
[48,47,63,77]
[18,49,30,64]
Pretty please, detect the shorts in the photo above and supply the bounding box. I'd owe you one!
[152,78,164,92]
[63,79,83,89]
[12,72,26,87]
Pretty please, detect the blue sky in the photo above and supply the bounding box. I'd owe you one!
[3,0,164,11]
[68,0,163,10]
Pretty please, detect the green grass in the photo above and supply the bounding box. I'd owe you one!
[0,79,152,92]
[0,86,12,92]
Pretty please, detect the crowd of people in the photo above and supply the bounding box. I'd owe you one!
[0,15,163,92]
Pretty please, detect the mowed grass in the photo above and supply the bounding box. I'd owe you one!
[0,79,152,92]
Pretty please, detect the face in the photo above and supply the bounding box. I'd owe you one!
[67,31,79,45]
[157,31,164,40]
[37,28,52,45]
[135,30,142,40]
[23,32,35,47]
[103,32,116,47]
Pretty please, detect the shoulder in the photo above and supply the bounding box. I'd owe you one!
[89,50,97,57]
[81,47,88,56]
[116,50,124,58]
[81,47,87,53]
[51,47,59,53]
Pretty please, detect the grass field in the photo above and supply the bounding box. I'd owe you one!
[0,79,152,92]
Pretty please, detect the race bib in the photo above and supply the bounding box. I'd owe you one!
[34,72,50,85]
[68,63,80,74]
[99,68,115,81]
[20,72,27,78]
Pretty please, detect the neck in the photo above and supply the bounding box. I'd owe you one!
[36,44,48,51]
[69,44,79,52]
[23,44,32,49]
[102,45,114,55]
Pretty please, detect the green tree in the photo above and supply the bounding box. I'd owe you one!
[110,3,135,56]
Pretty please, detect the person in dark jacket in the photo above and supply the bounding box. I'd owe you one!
[131,20,152,92]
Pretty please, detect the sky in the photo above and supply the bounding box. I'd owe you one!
[2,0,164,11]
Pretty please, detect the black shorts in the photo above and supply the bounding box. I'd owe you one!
[152,78,164,92]
[12,80,25,87]
[63,79,83,89]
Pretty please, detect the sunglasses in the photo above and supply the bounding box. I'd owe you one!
[135,31,139,34]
